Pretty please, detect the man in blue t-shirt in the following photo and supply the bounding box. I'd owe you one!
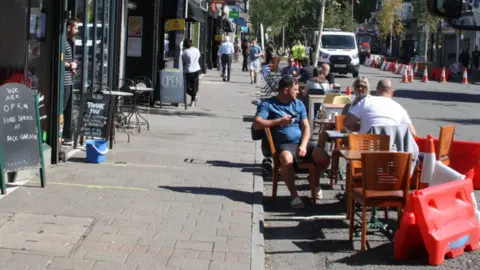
[248,39,263,84]
[254,76,330,208]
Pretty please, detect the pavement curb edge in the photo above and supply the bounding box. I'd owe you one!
[251,140,265,270]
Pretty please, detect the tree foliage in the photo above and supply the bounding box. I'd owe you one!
[376,0,404,38]
[412,0,439,32]
[249,0,355,44]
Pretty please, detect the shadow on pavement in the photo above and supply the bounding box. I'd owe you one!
[67,157,87,163]
[414,117,480,125]
[204,160,262,174]
[135,108,217,117]
[393,89,480,103]
[333,242,428,266]
[158,185,259,205]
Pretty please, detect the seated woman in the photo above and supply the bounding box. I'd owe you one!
[299,68,329,119]
[317,76,371,148]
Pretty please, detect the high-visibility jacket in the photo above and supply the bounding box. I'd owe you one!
[291,44,299,59]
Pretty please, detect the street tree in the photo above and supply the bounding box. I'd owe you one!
[376,0,404,54]
[413,0,440,60]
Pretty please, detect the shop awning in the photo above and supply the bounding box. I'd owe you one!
[187,1,206,23]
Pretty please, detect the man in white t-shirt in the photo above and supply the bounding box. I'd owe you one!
[344,79,417,136]
[182,39,201,107]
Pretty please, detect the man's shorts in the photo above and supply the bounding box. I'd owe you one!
[248,59,260,72]
[276,141,318,162]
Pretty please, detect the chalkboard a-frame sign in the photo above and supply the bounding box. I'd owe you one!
[158,68,187,109]
[75,91,114,145]
[0,83,46,194]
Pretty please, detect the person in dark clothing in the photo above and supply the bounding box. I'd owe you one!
[459,48,470,71]
[321,63,335,89]
[62,18,79,146]
[472,46,480,77]
[265,40,275,64]
[299,57,314,83]
[241,39,249,72]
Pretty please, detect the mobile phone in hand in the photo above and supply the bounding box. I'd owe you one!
[291,113,299,119]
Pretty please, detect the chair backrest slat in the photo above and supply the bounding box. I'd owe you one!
[437,124,455,165]
[361,152,412,199]
[332,96,352,105]
[323,93,341,104]
[348,134,390,151]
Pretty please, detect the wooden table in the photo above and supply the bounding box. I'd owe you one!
[308,94,325,136]
[322,103,345,119]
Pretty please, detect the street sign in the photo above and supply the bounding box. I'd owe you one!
[229,10,240,19]
[166,19,185,31]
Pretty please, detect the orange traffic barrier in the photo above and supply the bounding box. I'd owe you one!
[440,67,447,83]
[391,60,397,72]
[394,179,480,266]
[462,68,469,84]
[401,66,409,83]
[345,85,351,96]
[422,66,429,83]
[420,135,436,189]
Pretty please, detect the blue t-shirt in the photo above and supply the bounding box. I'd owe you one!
[249,45,261,61]
[282,66,299,76]
[256,97,307,145]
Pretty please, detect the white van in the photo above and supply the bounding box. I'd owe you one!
[317,29,360,78]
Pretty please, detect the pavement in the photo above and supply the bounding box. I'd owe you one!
[264,66,480,270]
[0,63,264,269]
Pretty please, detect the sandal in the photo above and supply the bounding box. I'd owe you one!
[290,197,305,209]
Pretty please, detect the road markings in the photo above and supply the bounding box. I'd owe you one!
[101,162,186,170]
[48,182,149,191]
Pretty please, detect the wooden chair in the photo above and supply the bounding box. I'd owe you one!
[332,95,352,105]
[413,124,455,189]
[349,152,412,251]
[436,124,455,166]
[265,128,318,204]
[346,134,391,217]
[329,115,347,186]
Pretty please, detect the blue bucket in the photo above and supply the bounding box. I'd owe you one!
[86,140,109,163]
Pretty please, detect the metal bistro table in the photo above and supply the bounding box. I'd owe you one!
[103,90,134,145]
[125,86,154,132]
[308,94,325,136]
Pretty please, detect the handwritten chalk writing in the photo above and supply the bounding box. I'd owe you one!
[3,103,28,112]
[3,117,15,124]
[7,136,18,142]
[5,94,20,101]
[20,134,37,140]
[162,75,183,88]
[87,102,105,110]
[6,88,19,94]
[14,124,20,130]
[18,115,33,121]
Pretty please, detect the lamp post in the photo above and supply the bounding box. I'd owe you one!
[313,0,327,66]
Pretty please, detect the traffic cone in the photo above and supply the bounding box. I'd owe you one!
[420,135,436,189]
[462,68,469,84]
[408,66,414,83]
[401,66,409,83]
[422,66,429,83]
[440,67,447,83]
[371,59,376,68]
[345,85,351,96]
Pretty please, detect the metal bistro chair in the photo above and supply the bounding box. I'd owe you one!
[133,76,154,105]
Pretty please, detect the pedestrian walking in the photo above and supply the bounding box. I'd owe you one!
[182,39,201,107]
[248,39,264,85]
[217,36,234,82]
[234,37,241,63]
[242,39,249,72]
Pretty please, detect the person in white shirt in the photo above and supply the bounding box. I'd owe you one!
[217,36,235,82]
[344,79,417,136]
[182,39,201,107]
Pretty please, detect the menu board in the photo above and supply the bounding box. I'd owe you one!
[79,91,112,139]
[0,83,41,172]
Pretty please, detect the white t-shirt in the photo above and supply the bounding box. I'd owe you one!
[349,96,412,134]
[182,47,201,73]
